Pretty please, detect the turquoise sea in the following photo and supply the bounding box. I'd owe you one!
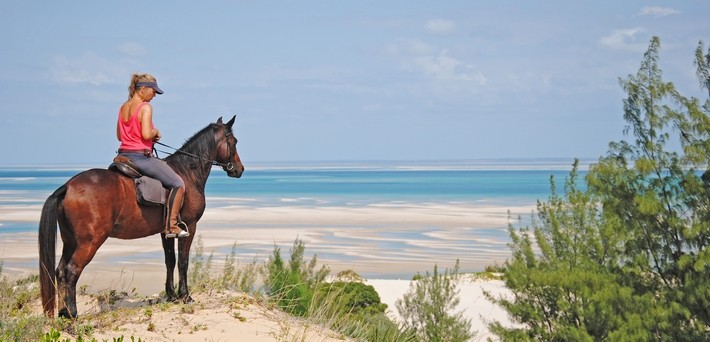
[0,159,589,235]
[0,159,592,279]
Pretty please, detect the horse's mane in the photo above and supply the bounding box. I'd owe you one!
[165,123,219,175]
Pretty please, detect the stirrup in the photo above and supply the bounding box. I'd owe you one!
[165,229,190,239]
[165,222,189,238]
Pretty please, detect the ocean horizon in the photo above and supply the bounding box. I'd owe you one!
[0,157,595,171]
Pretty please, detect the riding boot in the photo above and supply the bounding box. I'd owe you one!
[164,187,189,238]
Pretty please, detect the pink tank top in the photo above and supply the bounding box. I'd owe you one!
[118,102,154,151]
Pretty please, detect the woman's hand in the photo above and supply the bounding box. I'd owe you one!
[152,129,161,142]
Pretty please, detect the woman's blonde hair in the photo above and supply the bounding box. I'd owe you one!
[128,73,158,99]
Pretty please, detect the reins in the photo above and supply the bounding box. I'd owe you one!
[153,132,235,171]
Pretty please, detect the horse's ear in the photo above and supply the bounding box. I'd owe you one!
[217,117,224,124]
[226,115,236,128]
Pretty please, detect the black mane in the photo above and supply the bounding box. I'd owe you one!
[165,123,218,175]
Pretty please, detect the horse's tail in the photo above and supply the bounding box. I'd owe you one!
[39,184,66,317]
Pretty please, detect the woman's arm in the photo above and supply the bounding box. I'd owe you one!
[139,104,160,141]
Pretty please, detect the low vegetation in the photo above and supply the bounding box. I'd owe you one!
[0,236,470,341]
[396,261,472,342]
[260,238,418,341]
[0,263,47,341]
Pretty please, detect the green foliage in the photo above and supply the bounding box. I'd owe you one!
[263,238,329,316]
[0,269,47,341]
[484,263,505,273]
[310,275,415,342]
[492,162,653,341]
[333,269,364,282]
[262,240,416,341]
[218,242,258,292]
[337,313,417,342]
[39,328,144,342]
[694,41,710,98]
[315,281,387,319]
[589,36,710,339]
[188,235,215,292]
[395,260,473,342]
[494,36,710,341]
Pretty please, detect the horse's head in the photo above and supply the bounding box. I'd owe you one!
[215,115,244,178]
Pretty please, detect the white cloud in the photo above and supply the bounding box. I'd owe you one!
[599,28,646,51]
[386,40,485,84]
[425,19,455,34]
[50,52,124,86]
[638,6,680,17]
[413,50,487,84]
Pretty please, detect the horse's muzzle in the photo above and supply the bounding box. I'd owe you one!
[224,162,244,178]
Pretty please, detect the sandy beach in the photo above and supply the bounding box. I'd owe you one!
[1,201,526,340]
[1,201,531,281]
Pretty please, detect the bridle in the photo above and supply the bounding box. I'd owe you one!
[154,128,237,171]
[221,130,237,172]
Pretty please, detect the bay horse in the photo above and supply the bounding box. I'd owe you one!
[39,115,244,318]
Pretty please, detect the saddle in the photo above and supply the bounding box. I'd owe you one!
[108,155,167,206]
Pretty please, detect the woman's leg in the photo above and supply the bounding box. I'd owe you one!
[125,155,188,238]
[130,156,184,189]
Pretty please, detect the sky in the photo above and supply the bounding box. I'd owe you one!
[1,1,709,167]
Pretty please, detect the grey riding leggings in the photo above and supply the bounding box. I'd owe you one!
[119,152,184,188]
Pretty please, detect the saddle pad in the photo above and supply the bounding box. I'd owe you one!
[135,176,167,206]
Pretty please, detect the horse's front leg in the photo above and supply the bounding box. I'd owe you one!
[161,235,178,301]
[176,231,195,303]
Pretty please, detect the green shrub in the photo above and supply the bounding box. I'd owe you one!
[396,260,473,342]
[315,281,387,319]
[263,238,329,316]
[307,276,414,342]
[218,242,258,292]
[262,240,416,341]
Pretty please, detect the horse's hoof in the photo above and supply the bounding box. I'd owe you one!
[183,295,194,304]
[58,308,76,319]
[164,289,179,302]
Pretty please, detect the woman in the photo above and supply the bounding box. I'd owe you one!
[116,73,189,238]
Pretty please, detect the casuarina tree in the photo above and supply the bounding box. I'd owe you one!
[490,37,710,341]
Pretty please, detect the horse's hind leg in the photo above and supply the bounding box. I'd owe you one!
[58,240,105,318]
[161,235,178,301]
[56,228,76,318]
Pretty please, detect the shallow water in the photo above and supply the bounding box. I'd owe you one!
[0,160,585,280]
